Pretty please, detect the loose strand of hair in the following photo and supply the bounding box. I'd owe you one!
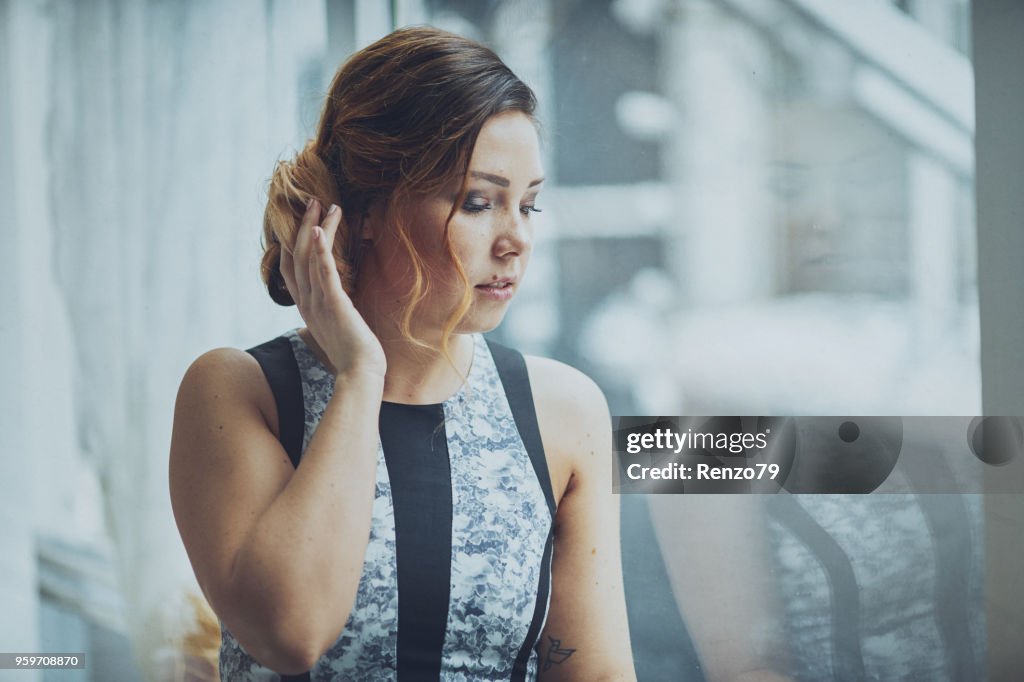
[392,202,435,353]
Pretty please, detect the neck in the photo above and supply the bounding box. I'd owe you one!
[376,330,474,405]
[299,316,473,404]
[352,287,475,404]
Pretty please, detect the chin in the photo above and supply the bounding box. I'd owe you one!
[454,308,509,335]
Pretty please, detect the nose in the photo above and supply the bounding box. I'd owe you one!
[492,208,531,259]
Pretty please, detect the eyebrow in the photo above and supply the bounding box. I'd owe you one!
[470,171,545,188]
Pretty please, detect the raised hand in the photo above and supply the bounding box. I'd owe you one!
[279,200,387,381]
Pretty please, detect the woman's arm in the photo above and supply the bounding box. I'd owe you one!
[528,357,637,682]
[169,349,382,674]
[170,201,387,674]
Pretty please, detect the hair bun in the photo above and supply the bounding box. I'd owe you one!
[266,251,295,306]
[260,143,344,306]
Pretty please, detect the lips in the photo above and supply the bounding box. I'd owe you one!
[474,277,517,289]
[474,277,517,301]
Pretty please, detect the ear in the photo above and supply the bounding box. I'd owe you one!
[359,203,383,245]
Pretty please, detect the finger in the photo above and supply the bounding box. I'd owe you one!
[309,225,323,300]
[313,225,350,318]
[319,216,346,302]
[294,199,320,299]
[323,203,343,232]
[294,199,321,299]
[322,204,342,284]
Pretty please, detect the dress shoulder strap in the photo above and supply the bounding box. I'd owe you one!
[245,335,304,470]
[484,338,557,680]
[484,338,556,517]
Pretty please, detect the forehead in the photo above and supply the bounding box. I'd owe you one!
[468,112,543,180]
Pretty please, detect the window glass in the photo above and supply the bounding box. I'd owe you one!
[409,0,978,417]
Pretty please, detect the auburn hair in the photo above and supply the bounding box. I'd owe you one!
[261,26,537,354]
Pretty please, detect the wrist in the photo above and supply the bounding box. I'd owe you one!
[333,366,386,393]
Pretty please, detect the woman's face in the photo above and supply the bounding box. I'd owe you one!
[363,111,545,335]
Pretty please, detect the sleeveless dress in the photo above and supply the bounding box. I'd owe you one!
[219,329,556,681]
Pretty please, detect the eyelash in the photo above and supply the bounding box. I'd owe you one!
[462,201,543,217]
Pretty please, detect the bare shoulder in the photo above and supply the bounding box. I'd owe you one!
[524,355,611,505]
[169,345,293,618]
[524,355,608,414]
[176,347,278,437]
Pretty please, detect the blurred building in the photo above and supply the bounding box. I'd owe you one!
[432,0,978,417]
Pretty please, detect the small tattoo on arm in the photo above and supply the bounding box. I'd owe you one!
[542,635,576,671]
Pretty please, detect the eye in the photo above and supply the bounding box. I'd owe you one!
[462,192,492,214]
[520,205,543,217]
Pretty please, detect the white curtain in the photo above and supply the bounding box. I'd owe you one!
[19,0,326,677]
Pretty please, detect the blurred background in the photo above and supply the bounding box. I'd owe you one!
[2,0,1022,680]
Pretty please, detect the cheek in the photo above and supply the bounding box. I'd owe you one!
[401,212,456,273]
[445,218,491,265]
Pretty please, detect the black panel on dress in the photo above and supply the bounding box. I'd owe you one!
[380,402,454,681]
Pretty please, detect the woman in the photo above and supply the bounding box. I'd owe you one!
[169,26,635,681]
